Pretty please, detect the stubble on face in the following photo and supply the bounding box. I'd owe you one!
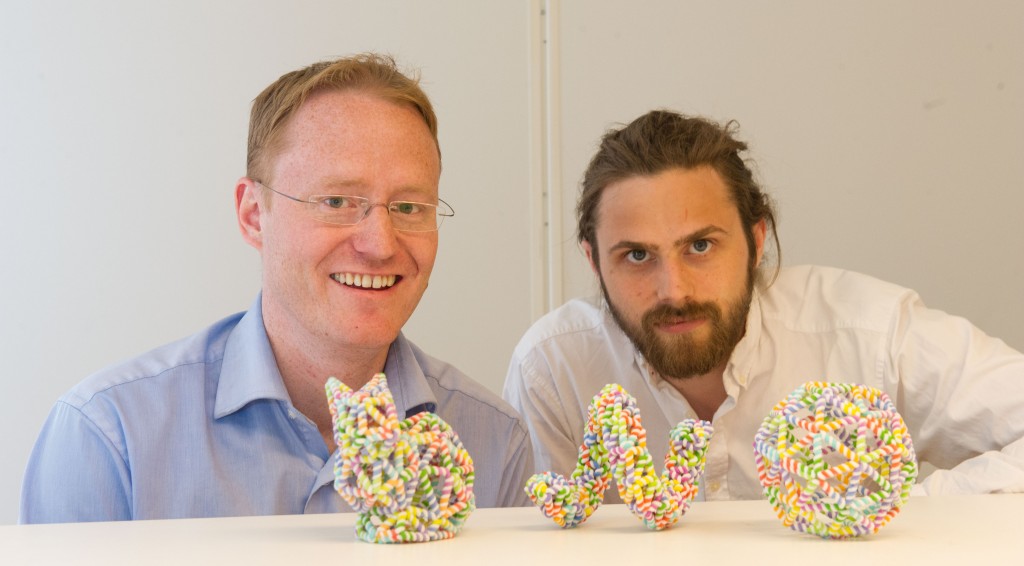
[602,264,754,381]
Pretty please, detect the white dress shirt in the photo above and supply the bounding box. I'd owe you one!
[503,265,1024,500]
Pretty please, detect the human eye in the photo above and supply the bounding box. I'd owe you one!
[317,196,359,210]
[625,249,650,264]
[391,201,426,216]
[688,239,714,255]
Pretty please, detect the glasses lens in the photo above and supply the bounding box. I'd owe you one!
[312,195,366,225]
[307,195,448,231]
[389,201,437,231]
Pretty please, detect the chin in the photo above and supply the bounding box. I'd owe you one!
[337,319,406,345]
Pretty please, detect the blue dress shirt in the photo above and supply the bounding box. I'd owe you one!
[20,295,533,523]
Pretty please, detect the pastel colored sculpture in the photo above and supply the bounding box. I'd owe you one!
[525,383,713,530]
[753,381,918,539]
[325,373,475,543]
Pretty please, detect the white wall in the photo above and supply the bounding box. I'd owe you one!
[2,0,1021,525]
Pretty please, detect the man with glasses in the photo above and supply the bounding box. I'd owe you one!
[504,110,1024,501]
[21,54,532,523]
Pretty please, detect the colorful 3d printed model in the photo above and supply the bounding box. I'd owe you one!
[753,381,918,539]
[325,373,475,543]
[525,383,713,530]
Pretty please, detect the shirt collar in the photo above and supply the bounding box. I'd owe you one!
[213,295,438,419]
[382,333,438,417]
[214,294,291,418]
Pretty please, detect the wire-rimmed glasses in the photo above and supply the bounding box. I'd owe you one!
[256,182,454,232]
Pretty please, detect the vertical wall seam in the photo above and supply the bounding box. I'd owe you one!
[527,0,549,320]
[543,0,563,312]
[528,0,563,319]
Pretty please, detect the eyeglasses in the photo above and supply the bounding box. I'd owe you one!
[256,182,454,232]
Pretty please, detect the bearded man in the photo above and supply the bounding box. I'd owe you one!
[503,110,1024,500]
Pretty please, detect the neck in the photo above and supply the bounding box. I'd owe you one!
[664,361,728,422]
[262,303,391,449]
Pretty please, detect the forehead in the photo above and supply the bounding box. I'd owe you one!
[595,166,740,241]
[270,89,440,189]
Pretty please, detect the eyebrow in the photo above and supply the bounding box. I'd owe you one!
[314,178,435,199]
[311,178,367,194]
[606,225,728,254]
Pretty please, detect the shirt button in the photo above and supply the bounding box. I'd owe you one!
[708,480,721,493]
[288,410,297,419]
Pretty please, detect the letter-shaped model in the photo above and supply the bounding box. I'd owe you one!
[525,383,713,530]
[325,373,475,543]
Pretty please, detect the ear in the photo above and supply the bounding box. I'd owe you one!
[752,219,767,267]
[236,177,264,250]
[581,240,600,276]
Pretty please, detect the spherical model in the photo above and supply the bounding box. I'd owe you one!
[753,382,917,538]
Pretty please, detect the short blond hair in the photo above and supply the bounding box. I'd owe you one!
[246,53,439,184]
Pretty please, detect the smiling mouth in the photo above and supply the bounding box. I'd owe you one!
[331,273,399,289]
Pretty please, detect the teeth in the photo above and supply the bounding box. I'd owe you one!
[333,273,397,289]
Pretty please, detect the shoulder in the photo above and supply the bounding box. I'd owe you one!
[770,265,913,297]
[406,340,525,429]
[504,296,639,401]
[58,311,244,411]
[511,295,633,361]
[515,296,607,346]
[402,342,535,507]
[761,265,917,332]
[510,296,628,363]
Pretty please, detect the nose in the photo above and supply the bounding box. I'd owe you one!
[350,205,399,258]
[359,202,391,221]
[657,257,695,306]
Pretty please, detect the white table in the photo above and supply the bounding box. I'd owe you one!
[3,495,1020,565]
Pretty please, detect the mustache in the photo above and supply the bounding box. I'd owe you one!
[643,301,722,326]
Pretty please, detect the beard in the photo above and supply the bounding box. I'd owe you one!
[602,268,754,381]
